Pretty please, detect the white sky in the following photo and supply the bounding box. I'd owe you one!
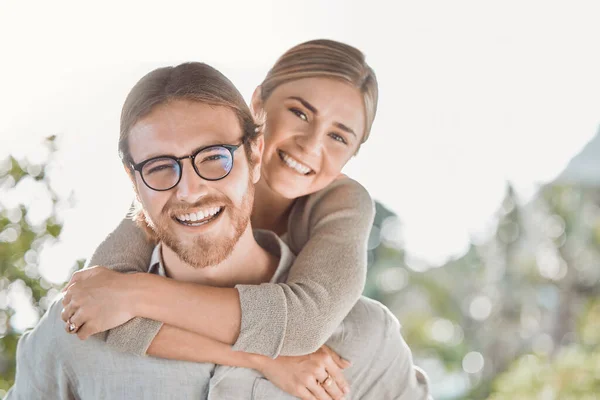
[1,0,599,284]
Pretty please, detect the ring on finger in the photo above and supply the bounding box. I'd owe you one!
[67,318,77,333]
[320,374,333,387]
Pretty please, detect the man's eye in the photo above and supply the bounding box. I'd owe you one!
[147,164,175,174]
[329,133,348,145]
[202,154,227,162]
[289,108,308,122]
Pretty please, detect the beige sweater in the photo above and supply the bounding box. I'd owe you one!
[88,177,375,357]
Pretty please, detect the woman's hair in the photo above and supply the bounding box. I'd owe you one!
[260,39,378,144]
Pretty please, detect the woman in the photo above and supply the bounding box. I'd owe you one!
[62,39,378,400]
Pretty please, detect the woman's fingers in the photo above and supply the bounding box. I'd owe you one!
[64,308,82,334]
[306,379,334,400]
[320,347,351,396]
[75,321,96,340]
[297,387,317,400]
[60,302,77,323]
[322,345,351,369]
[321,370,346,399]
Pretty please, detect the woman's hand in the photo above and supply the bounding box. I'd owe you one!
[256,345,351,400]
[60,266,136,340]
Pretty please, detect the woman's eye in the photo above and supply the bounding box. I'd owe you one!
[289,108,308,122]
[329,133,348,145]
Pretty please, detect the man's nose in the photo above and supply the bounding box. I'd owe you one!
[175,161,209,203]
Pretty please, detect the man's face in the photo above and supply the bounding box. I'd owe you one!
[128,99,260,268]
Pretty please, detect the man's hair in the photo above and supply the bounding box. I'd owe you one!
[119,62,260,169]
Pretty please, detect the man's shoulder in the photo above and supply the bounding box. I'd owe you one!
[346,296,400,330]
[24,295,66,343]
[13,295,76,376]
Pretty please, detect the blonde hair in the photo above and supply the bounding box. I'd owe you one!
[260,39,378,144]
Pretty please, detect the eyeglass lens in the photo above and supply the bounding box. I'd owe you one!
[141,146,233,190]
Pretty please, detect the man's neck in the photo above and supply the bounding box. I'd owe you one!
[161,225,279,287]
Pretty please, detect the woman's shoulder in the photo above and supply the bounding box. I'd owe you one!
[287,176,375,249]
[303,175,374,213]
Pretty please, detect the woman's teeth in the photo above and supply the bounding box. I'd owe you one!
[280,152,312,175]
[177,207,221,223]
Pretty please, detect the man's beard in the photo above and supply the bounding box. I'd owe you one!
[145,180,254,269]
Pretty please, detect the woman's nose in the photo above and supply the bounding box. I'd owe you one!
[295,130,323,157]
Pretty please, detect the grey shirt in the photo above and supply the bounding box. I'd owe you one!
[7,231,430,399]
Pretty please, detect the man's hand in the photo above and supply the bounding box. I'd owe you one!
[256,345,351,400]
[60,266,136,340]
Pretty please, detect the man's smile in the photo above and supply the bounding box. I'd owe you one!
[173,206,224,227]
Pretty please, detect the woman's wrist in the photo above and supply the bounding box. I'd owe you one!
[244,352,272,372]
[126,272,150,317]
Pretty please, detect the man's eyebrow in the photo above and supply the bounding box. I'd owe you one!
[289,96,357,139]
[138,141,228,162]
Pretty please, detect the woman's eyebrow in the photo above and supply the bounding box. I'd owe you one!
[335,122,357,138]
[288,96,317,114]
[288,96,357,138]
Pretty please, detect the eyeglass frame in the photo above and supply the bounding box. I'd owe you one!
[130,143,242,192]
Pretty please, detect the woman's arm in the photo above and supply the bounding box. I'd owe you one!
[73,178,373,358]
[148,326,351,399]
[88,216,154,273]
[234,177,374,356]
[62,271,352,399]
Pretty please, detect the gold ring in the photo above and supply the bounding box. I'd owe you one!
[321,375,332,387]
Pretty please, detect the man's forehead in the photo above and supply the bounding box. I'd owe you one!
[128,100,242,160]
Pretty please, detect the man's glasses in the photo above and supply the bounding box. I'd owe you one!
[131,144,242,191]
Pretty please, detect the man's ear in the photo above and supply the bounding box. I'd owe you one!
[250,86,265,126]
[250,135,264,184]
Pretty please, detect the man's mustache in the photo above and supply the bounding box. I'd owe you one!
[162,195,233,217]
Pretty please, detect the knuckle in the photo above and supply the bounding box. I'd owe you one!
[302,376,314,387]
[295,385,306,395]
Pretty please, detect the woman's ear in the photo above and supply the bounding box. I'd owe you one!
[250,86,265,126]
[250,134,264,184]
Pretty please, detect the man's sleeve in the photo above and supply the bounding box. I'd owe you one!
[5,302,76,400]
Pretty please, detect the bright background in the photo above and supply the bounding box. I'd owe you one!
[1,1,600,398]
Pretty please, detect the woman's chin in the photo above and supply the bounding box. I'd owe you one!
[264,172,309,199]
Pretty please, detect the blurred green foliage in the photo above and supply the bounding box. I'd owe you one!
[365,183,600,398]
[0,137,82,393]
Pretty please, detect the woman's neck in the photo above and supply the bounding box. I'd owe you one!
[252,178,295,236]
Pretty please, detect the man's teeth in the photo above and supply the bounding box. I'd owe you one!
[281,152,312,175]
[177,207,221,222]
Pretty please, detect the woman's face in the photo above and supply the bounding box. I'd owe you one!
[257,77,366,199]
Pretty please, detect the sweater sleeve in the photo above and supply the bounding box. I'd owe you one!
[87,214,162,355]
[234,177,374,357]
[87,216,154,273]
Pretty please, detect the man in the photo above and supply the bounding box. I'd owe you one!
[7,62,430,399]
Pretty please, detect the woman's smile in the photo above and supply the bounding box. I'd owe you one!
[277,150,315,176]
